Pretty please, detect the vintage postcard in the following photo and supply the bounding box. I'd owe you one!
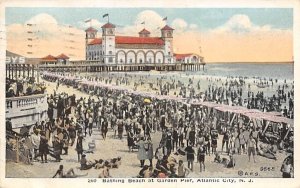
[0,0,299,188]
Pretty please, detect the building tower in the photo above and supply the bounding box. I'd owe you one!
[85,27,98,60]
[161,25,174,63]
[139,28,150,37]
[101,22,116,64]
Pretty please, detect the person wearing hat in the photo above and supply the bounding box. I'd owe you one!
[62,129,70,155]
[47,99,55,121]
[26,85,33,95]
[172,128,179,152]
[211,129,218,155]
[137,137,147,167]
[188,127,196,147]
[204,131,211,156]
[239,129,246,154]
[127,129,134,152]
[39,131,49,163]
[222,130,230,154]
[53,135,62,162]
[76,135,83,162]
[101,118,108,140]
[68,123,76,146]
[23,132,34,165]
[165,131,173,155]
[281,157,293,178]
[80,154,93,170]
[6,87,15,97]
[184,141,195,171]
[88,114,94,137]
[247,134,257,162]
[145,136,154,167]
[31,129,40,161]
[197,143,206,172]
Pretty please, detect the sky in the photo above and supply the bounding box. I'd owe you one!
[4,7,293,62]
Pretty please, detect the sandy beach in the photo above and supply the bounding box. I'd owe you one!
[6,77,289,178]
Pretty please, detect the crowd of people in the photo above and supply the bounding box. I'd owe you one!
[58,72,294,119]
[6,77,46,98]
[5,71,294,178]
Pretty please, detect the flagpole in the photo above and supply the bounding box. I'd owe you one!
[163,17,168,25]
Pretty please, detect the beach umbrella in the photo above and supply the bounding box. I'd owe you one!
[144,98,151,104]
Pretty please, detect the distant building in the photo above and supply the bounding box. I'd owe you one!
[38,20,205,72]
[85,22,175,64]
[174,53,203,64]
[40,53,69,65]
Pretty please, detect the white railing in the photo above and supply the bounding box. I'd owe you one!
[6,94,48,128]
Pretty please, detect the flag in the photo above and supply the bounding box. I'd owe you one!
[141,21,145,25]
[103,13,109,18]
[162,17,167,21]
[84,18,91,23]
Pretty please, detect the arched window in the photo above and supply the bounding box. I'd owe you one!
[192,56,198,63]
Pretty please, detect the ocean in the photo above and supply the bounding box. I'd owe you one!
[103,63,294,99]
[119,63,294,81]
[198,63,294,80]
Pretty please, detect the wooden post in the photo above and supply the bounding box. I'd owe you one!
[263,121,270,134]
[229,113,236,126]
[16,136,19,163]
[283,126,291,140]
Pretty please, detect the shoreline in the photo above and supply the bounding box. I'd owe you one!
[206,61,294,64]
